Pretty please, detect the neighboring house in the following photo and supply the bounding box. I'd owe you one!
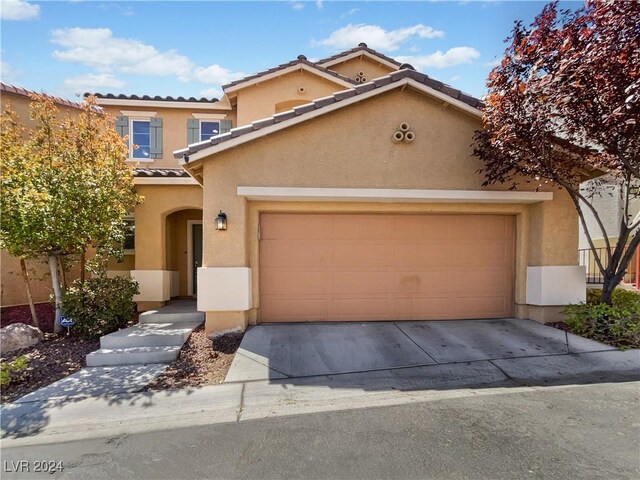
[0,84,85,307]
[578,176,639,286]
[2,44,587,336]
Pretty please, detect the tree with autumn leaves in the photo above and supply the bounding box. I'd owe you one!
[1,95,140,332]
[474,0,639,304]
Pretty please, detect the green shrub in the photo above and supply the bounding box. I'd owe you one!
[563,289,640,348]
[60,276,139,340]
[0,355,28,387]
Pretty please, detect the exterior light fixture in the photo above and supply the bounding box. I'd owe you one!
[215,211,227,231]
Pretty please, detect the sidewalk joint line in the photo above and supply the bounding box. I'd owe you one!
[392,322,439,364]
[236,382,245,422]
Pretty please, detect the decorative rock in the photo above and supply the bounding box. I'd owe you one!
[1,323,44,353]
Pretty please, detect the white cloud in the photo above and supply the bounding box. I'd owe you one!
[0,60,22,83]
[51,28,193,77]
[315,0,323,9]
[187,64,245,85]
[199,87,223,99]
[0,0,40,20]
[314,23,444,52]
[291,1,304,10]
[50,27,244,94]
[450,75,461,82]
[397,47,480,69]
[63,73,125,92]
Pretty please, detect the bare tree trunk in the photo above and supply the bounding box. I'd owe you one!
[80,251,86,283]
[19,258,39,328]
[58,256,67,289]
[49,254,63,333]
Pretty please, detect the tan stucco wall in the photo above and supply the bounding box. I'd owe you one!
[327,56,395,81]
[234,70,350,126]
[100,105,236,169]
[108,254,135,272]
[198,87,579,334]
[133,185,203,272]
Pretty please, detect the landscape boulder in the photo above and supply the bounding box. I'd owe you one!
[1,323,44,354]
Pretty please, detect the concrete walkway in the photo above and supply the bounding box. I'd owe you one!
[2,345,638,447]
[225,318,619,381]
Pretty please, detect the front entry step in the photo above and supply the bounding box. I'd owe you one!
[86,301,203,368]
[86,346,181,367]
[100,322,202,349]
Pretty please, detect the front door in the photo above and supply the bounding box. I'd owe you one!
[192,223,203,295]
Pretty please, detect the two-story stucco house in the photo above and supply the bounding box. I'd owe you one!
[2,44,586,337]
[97,43,586,336]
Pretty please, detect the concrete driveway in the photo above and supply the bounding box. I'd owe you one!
[225,318,627,383]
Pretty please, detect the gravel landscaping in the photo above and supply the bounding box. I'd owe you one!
[1,333,99,404]
[144,326,243,391]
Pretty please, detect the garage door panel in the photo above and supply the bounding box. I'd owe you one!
[454,270,510,294]
[396,297,456,319]
[261,269,331,295]
[261,297,327,322]
[393,270,453,294]
[393,215,450,241]
[455,244,511,266]
[332,270,391,294]
[453,296,510,318]
[260,240,331,267]
[261,214,333,240]
[259,213,515,322]
[328,297,394,321]
[332,243,392,266]
[394,244,454,267]
[332,215,393,239]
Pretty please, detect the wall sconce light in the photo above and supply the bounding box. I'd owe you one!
[215,211,227,231]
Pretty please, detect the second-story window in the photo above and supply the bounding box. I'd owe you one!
[116,114,162,161]
[200,121,220,141]
[131,119,151,160]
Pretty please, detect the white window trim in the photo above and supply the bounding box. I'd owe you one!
[121,110,157,117]
[128,117,153,163]
[199,120,221,143]
[192,113,227,119]
[187,220,203,297]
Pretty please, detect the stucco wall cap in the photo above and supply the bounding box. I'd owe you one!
[333,89,358,101]
[293,103,317,115]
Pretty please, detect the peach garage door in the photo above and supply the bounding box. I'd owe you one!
[259,213,515,322]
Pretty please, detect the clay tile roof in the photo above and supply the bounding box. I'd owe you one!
[316,44,402,68]
[221,58,355,90]
[176,68,485,160]
[1,83,85,110]
[87,92,218,103]
[134,168,190,177]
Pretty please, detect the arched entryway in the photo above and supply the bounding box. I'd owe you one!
[165,208,203,298]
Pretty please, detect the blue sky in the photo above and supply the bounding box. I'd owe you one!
[1,0,581,101]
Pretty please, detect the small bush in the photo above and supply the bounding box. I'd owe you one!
[0,356,28,387]
[563,289,640,349]
[60,276,139,340]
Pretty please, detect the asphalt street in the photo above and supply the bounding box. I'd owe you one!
[2,381,639,480]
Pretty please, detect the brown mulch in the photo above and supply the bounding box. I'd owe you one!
[1,334,99,404]
[547,321,571,333]
[144,325,243,391]
[1,302,56,332]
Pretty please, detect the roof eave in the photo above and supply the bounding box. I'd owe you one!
[175,76,482,165]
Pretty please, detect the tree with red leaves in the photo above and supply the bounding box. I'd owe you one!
[473,0,640,304]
